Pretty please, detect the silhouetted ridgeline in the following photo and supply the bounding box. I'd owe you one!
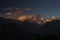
[40,20,60,40]
[0,17,40,40]
[1,17,60,40]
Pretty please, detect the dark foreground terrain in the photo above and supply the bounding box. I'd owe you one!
[0,17,40,40]
[40,20,60,40]
[0,17,60,40]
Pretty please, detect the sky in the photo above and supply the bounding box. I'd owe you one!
[0,0,60,18]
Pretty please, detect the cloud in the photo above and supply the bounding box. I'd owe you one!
[32,8,46,11]
[0,7,43,20]
[24,8,32,11]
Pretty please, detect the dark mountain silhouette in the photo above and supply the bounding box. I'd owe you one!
[40,20,60,40]
[0,17,40,40]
